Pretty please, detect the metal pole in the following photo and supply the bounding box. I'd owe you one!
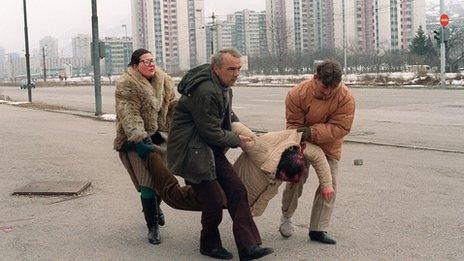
[440,0,445,87]
[22,0,32,102]
[342,0,347,77]
[91,0,102,116]
[211,12,215,55]
[42,47,47,82]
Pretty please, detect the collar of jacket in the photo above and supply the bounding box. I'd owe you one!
[211,68,230,91]
[309,77,341,100]
[125,66,165,88]
[177,64,230,95]
[245,130,303,180]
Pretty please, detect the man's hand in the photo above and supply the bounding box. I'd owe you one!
[239,135,254,149]
[297,126,311,141]
[321,186,334,201]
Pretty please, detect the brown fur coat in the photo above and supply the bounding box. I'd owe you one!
[113,67,177,150]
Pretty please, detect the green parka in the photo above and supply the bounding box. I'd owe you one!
[167,64,240,184]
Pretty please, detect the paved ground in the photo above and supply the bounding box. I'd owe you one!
[1,86,464,260]
[2,85,464,151]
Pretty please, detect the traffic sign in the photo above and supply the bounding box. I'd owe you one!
[440,14,449,27]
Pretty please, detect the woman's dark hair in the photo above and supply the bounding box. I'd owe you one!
[128,48,151,67]
[276,146,305,180]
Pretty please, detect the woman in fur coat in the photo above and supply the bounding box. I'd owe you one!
[114,49,177,245]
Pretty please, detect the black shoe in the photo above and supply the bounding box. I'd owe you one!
[309,231,337,245]
[200,246,233,260]
[147,225,161,245]
[239,244,274,261]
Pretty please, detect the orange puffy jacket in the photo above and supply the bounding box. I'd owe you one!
[285,77,355,160]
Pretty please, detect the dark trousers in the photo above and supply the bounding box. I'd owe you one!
[144,152,203,211]
[188,149,261,252]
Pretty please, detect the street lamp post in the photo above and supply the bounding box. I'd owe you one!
[42,47,47,82]
[211,12,216,55]
[439,0,446,87]
[22,0,32,102]
[91,0,102,116]
[342,0,347,77]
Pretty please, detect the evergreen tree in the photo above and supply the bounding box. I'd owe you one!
[409,26,428,56]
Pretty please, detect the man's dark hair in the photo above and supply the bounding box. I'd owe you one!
[316,60,342,88]
[128,48,152,67]
[276,146,305,180]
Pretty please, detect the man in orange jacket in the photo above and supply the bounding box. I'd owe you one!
[280,60,355,244]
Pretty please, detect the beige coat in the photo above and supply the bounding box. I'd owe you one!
[232,123,332,217]
[113,67,177,151]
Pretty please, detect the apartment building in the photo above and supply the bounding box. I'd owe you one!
[39,36,59,59]
[101,37,133,75]
[0,47,5,81]
[131,0,206,72]
[302,0,335,51]
[5,53,26,81]
[334,0,426,52]
[258,11,270,56]
[266,0,335,54]
[229,10,262,57]
[72,34,91,66]
[206,18,234,55]
[266,0,296,55]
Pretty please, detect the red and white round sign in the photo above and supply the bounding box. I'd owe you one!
[440,14,449,27]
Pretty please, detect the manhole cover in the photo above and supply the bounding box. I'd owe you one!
[12,181,91,196]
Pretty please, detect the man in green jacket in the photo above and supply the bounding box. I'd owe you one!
[167,48,273,260]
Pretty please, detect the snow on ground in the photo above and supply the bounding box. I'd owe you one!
[0,100,30,105]
[13,72,463,87]
[100,114,116,121]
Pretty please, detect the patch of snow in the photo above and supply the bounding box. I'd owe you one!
[451,79,463,86]
[100,114,116,121]
[0,100,30,105]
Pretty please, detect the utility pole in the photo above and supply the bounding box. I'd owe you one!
[342,0,347,77]
[91,0,102,116]
[211,12,216,55]
[440,0,446,87]
[42,47,47,82]
[22,0,32,102]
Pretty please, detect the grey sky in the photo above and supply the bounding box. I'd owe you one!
[0,0,265,54]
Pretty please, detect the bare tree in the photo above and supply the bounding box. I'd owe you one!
[446,26,464,72]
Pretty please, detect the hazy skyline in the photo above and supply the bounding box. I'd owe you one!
[0,0,265,54]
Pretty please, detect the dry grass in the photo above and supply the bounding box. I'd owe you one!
[16,102,67,111]
[0,94,12,101]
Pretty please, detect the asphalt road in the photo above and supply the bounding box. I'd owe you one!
[1,104,463,260]
[2,85,464,152]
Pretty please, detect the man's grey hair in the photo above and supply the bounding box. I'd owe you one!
[210,48,242,67]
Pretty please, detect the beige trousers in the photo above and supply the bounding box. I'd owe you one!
[281,157,339,231]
